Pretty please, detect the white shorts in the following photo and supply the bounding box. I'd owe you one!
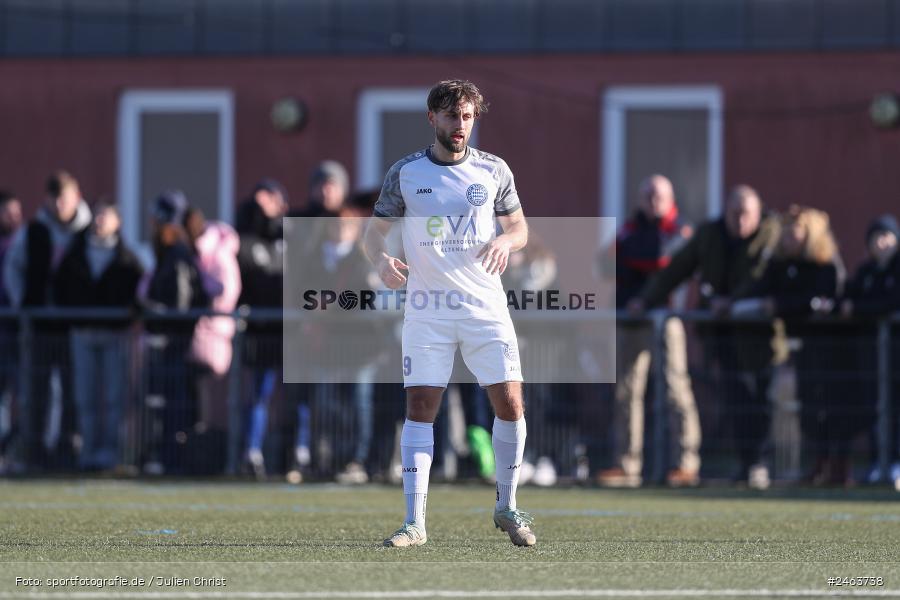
[401,316,523,388]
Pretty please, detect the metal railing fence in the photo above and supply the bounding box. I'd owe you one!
[0,307,896,484]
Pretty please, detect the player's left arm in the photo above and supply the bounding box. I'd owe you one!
[477,208,528,275]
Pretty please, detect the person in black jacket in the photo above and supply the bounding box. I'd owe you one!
[637,185,782,488]
[2,171,92,470]
[235,179,285,325]
[54,203,143,471]
[743,205,848,485]
[235,179,287,479]
[235,178,286,311]
[142,191,208,326]
[139,190,209,474]
[3,171,92,308]
[0,191,23,471]
[840,215,900,486]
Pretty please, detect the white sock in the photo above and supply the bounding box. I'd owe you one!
[400,419,433,528]
[405,492,427,527]
[493,416,526,511]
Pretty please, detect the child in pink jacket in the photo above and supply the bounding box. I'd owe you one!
[184,208,242,376]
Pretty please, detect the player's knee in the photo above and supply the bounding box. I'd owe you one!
[406,387,443,422]
[488,383,524,421]
[497,403,524,421]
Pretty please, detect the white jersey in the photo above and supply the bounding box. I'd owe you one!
[374,146,521,321]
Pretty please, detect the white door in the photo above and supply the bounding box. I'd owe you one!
[117,89,234,265]
[601,86,723,241]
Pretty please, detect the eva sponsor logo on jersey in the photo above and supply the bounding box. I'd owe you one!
[425,215,477,238]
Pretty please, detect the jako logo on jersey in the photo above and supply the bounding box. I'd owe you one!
[507,464,520,470]
[416,188,432,194]
[426,215,477,238]
[402,467,418,473]
[466,183,489,206]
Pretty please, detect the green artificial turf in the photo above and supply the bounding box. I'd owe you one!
[1,481,899,598]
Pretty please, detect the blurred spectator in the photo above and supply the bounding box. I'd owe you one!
[141,191,208,317]
[350,188,379,214]
[0,190,23,306]
[235,178,286,311]
[841,214,900,486]
[292,160,349,218]
[53,203,143,471]
[639,185,781,489]
[3,171,91,469]
[301,209,381,484]
[596,175,700,488]
[3,171,92,307]
[138,190,209,474]
[235,179,287,479]
[184,207,242,471]
[236,179,287,251]
[184,207,242,378]
[0,190,23,470]
[743,206,846,485]
[842,215,900,319]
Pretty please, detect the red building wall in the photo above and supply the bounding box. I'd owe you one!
[1,52,898,265]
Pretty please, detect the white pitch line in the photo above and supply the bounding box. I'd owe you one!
[1,590,900,598]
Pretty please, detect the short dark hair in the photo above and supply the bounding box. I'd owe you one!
[427,80,488,117]
[728,184,761,206]
[92,199,120,219]
[46,170,78,197]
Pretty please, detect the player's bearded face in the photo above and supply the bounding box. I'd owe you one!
[431,101,475,154]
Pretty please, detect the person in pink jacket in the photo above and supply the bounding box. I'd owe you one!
[184,208,242,377]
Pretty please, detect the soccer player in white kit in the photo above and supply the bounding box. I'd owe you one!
[364,80,535,548]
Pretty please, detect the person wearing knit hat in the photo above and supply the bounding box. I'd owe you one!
[866,214,900,247]
[293,160,350,218]
[842,213,900,488]
[139,189,209,475]
[152,190,188,225]
[310,160,349,192]
[845,214,900,319]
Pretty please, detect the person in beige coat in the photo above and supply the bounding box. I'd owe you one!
[596,175,701,488]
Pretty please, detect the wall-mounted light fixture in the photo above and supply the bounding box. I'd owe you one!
[870,92,900,129]
[271,97,308,133]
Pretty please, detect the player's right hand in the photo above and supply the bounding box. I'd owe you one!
[378,255,409,289]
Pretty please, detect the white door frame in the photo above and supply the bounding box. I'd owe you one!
[356,87,480,190]
[601,85,723,244]
[117,89,235,250]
